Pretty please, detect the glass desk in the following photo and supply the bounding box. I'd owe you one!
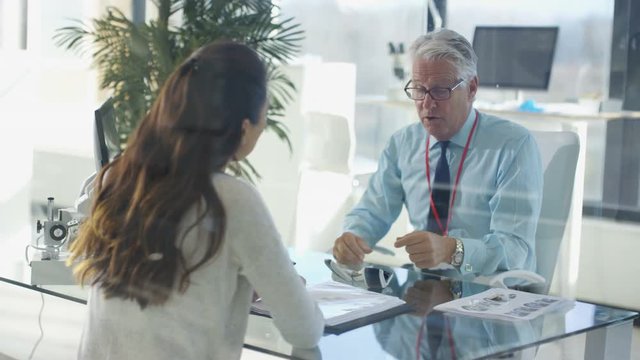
[0,248,637,360]
[244,250,637,360]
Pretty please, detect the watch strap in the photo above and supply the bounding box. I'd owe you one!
[450,238,464,267]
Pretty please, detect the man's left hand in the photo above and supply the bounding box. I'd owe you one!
[393,231,456,269]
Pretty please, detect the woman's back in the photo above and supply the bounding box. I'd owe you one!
[78,174,324,359]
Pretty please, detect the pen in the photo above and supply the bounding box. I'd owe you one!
[372,245,395,256]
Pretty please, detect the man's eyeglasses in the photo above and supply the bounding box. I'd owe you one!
[404,79,465,101]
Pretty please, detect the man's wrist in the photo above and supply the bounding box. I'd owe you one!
[449,279,462,299]
[450,238,464,267]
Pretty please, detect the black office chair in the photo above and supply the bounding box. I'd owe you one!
[93,97,121,170]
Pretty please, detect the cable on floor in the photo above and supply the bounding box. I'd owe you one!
[28,292,45,360]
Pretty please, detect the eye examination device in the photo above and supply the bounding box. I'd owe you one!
[29,197,83,285]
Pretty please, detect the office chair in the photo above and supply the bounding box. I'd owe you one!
[291,111,357,252]
[300,111,354,174]
[93,97,121,171]
[482,130,580,294]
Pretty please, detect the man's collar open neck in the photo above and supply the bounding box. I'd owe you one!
[429,108,476,148]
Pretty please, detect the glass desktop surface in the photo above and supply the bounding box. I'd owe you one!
[243,250,638,360]
[0,234,637,360]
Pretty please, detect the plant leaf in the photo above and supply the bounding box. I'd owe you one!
[54,0,305,180]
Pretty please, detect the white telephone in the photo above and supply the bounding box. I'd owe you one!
[475,270,546,289]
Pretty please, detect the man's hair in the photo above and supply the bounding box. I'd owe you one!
[409,28,478,81]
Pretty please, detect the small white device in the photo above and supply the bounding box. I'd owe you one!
[324,259,394,290]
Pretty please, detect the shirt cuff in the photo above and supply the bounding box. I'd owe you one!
[457,237,487,276]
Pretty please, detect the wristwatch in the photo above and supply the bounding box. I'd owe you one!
[450,238,464,267]
[449,279,463,299]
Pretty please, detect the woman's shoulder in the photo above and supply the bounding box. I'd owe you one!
[212,172,250,188]
[211,173,263,207]
[210,173,277,239]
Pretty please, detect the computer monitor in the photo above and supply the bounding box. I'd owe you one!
[472,26,559,90]
[93,97,121,171]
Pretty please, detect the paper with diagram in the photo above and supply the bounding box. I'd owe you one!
[434,288,574,321]
[251,280,407,327]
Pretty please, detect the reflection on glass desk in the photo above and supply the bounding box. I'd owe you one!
[245,251,637,360]
[0,250,637,360]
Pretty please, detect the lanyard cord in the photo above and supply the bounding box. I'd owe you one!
[425,110,479,236]
[415,313,457,360]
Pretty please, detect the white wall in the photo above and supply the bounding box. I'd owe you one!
[577,217,640,310]
[280,0,425,96]
[280,0,617,163]
[0,0,102,287]
[248,62,358,249]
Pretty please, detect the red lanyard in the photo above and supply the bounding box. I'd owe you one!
[425,110,479,236]
[414,314,457,360]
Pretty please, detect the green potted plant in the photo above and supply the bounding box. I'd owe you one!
[54,0,303,181]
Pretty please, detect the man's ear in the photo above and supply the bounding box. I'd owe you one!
[468,76,478,100]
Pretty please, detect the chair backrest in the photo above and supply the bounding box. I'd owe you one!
[291,111,356,251]
[531,130,580,293]
[302,111,355,174]
[94,97,121,171]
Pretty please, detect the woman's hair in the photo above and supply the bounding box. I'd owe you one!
[69,41,267,308]
[409,28,478,81]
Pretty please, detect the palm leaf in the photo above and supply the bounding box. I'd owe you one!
[55,0,304,177]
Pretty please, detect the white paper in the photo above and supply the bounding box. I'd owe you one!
[434,288,574,321]
[251,281,406,327]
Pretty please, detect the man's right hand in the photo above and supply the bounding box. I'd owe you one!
[332,232,372,267]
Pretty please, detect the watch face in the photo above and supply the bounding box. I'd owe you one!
[452,239,464,266]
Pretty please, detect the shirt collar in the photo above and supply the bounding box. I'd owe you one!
[429,108,476,149]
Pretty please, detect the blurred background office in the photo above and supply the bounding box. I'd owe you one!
[0,0,639,359]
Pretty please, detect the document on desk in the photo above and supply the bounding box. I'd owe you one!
[434,288,574,321]
[251,280,408,331]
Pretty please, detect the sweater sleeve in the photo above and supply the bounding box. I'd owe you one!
[219,177,324,348]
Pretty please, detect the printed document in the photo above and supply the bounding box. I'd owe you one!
[252,280,406,327]
[434,288,574,321]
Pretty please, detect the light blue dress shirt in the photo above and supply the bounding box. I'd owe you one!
[343,109,543,276]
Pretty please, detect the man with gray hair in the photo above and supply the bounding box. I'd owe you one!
[332,29,543,278]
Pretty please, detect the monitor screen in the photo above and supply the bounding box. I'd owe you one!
[93,98,121,170]
[472,26,559,90]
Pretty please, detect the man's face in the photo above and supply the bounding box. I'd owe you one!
[410,58,477,141]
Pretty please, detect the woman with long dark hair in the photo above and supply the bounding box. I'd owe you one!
[70,41,324,359]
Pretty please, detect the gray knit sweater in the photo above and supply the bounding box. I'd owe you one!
[78,173,324,359]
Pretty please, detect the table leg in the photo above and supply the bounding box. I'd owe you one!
[584,320,633,360]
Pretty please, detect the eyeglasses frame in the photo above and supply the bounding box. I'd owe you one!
[403,78,465,101]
